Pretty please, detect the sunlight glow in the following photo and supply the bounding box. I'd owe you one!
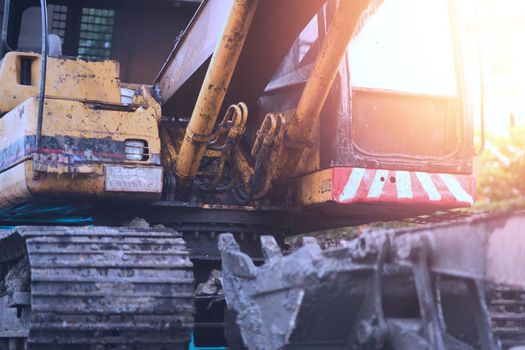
[348,0,457,96]
[347,0,525,135]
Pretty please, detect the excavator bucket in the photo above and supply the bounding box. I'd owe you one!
[220,211,525,349]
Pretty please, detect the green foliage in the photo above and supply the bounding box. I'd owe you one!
[477,126,525,201]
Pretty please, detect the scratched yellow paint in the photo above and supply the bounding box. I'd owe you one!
[0,52,162,207]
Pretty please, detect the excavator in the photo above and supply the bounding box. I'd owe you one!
[0,0,523,349]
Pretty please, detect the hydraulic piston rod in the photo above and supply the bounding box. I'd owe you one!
[175,0,259,193]
[276,0,372,178]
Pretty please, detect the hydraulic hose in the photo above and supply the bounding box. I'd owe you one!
[36,0,49,150]
[175,0,259,195]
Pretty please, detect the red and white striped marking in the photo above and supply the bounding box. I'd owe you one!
[332,167,475,206]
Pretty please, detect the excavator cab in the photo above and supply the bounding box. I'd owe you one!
[260,0,478,231]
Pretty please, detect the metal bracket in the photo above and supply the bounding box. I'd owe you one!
[7,292,30,308]
[0,296,30,339]
[8,292,30,319]
[351,236,388,348]
[409,239,446,350]
[466,279,500,350]
[185,127,222,145]
[402,237,501,350]
[232,112,286,203]
[199,103,248,193]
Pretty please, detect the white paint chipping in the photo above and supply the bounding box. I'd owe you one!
[439,174,474,204]
[339,168,366,201]
[415,172,442,201]
[367,169,389,198]
[395,171,413,199]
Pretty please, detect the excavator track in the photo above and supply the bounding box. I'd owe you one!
[488,285,525,349]
[0,226,195,350]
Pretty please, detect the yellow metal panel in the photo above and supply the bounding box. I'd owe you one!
[24,162,161,201]
[0,162,31,208]
[293,168,333,207]
[0,97,37,148]
[0,52,122,113]
[0,95,162,207]
[295,113,321,175]
[0,97,160,156]
[40,98,161,154]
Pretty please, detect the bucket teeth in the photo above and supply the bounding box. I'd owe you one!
[301,236,320,249]
[218,232,241,252]
[220,233,366,350]
[260,235,282,262]
[219,233,257,278]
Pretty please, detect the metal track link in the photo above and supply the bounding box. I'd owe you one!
[488,285,525,349]
[7,226,195,350]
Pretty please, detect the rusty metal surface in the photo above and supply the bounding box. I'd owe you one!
[0,226,195,349]
[0,52,122,114]
[0,83,163,207]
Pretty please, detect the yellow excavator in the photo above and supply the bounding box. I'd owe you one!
[0,0,523,349]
